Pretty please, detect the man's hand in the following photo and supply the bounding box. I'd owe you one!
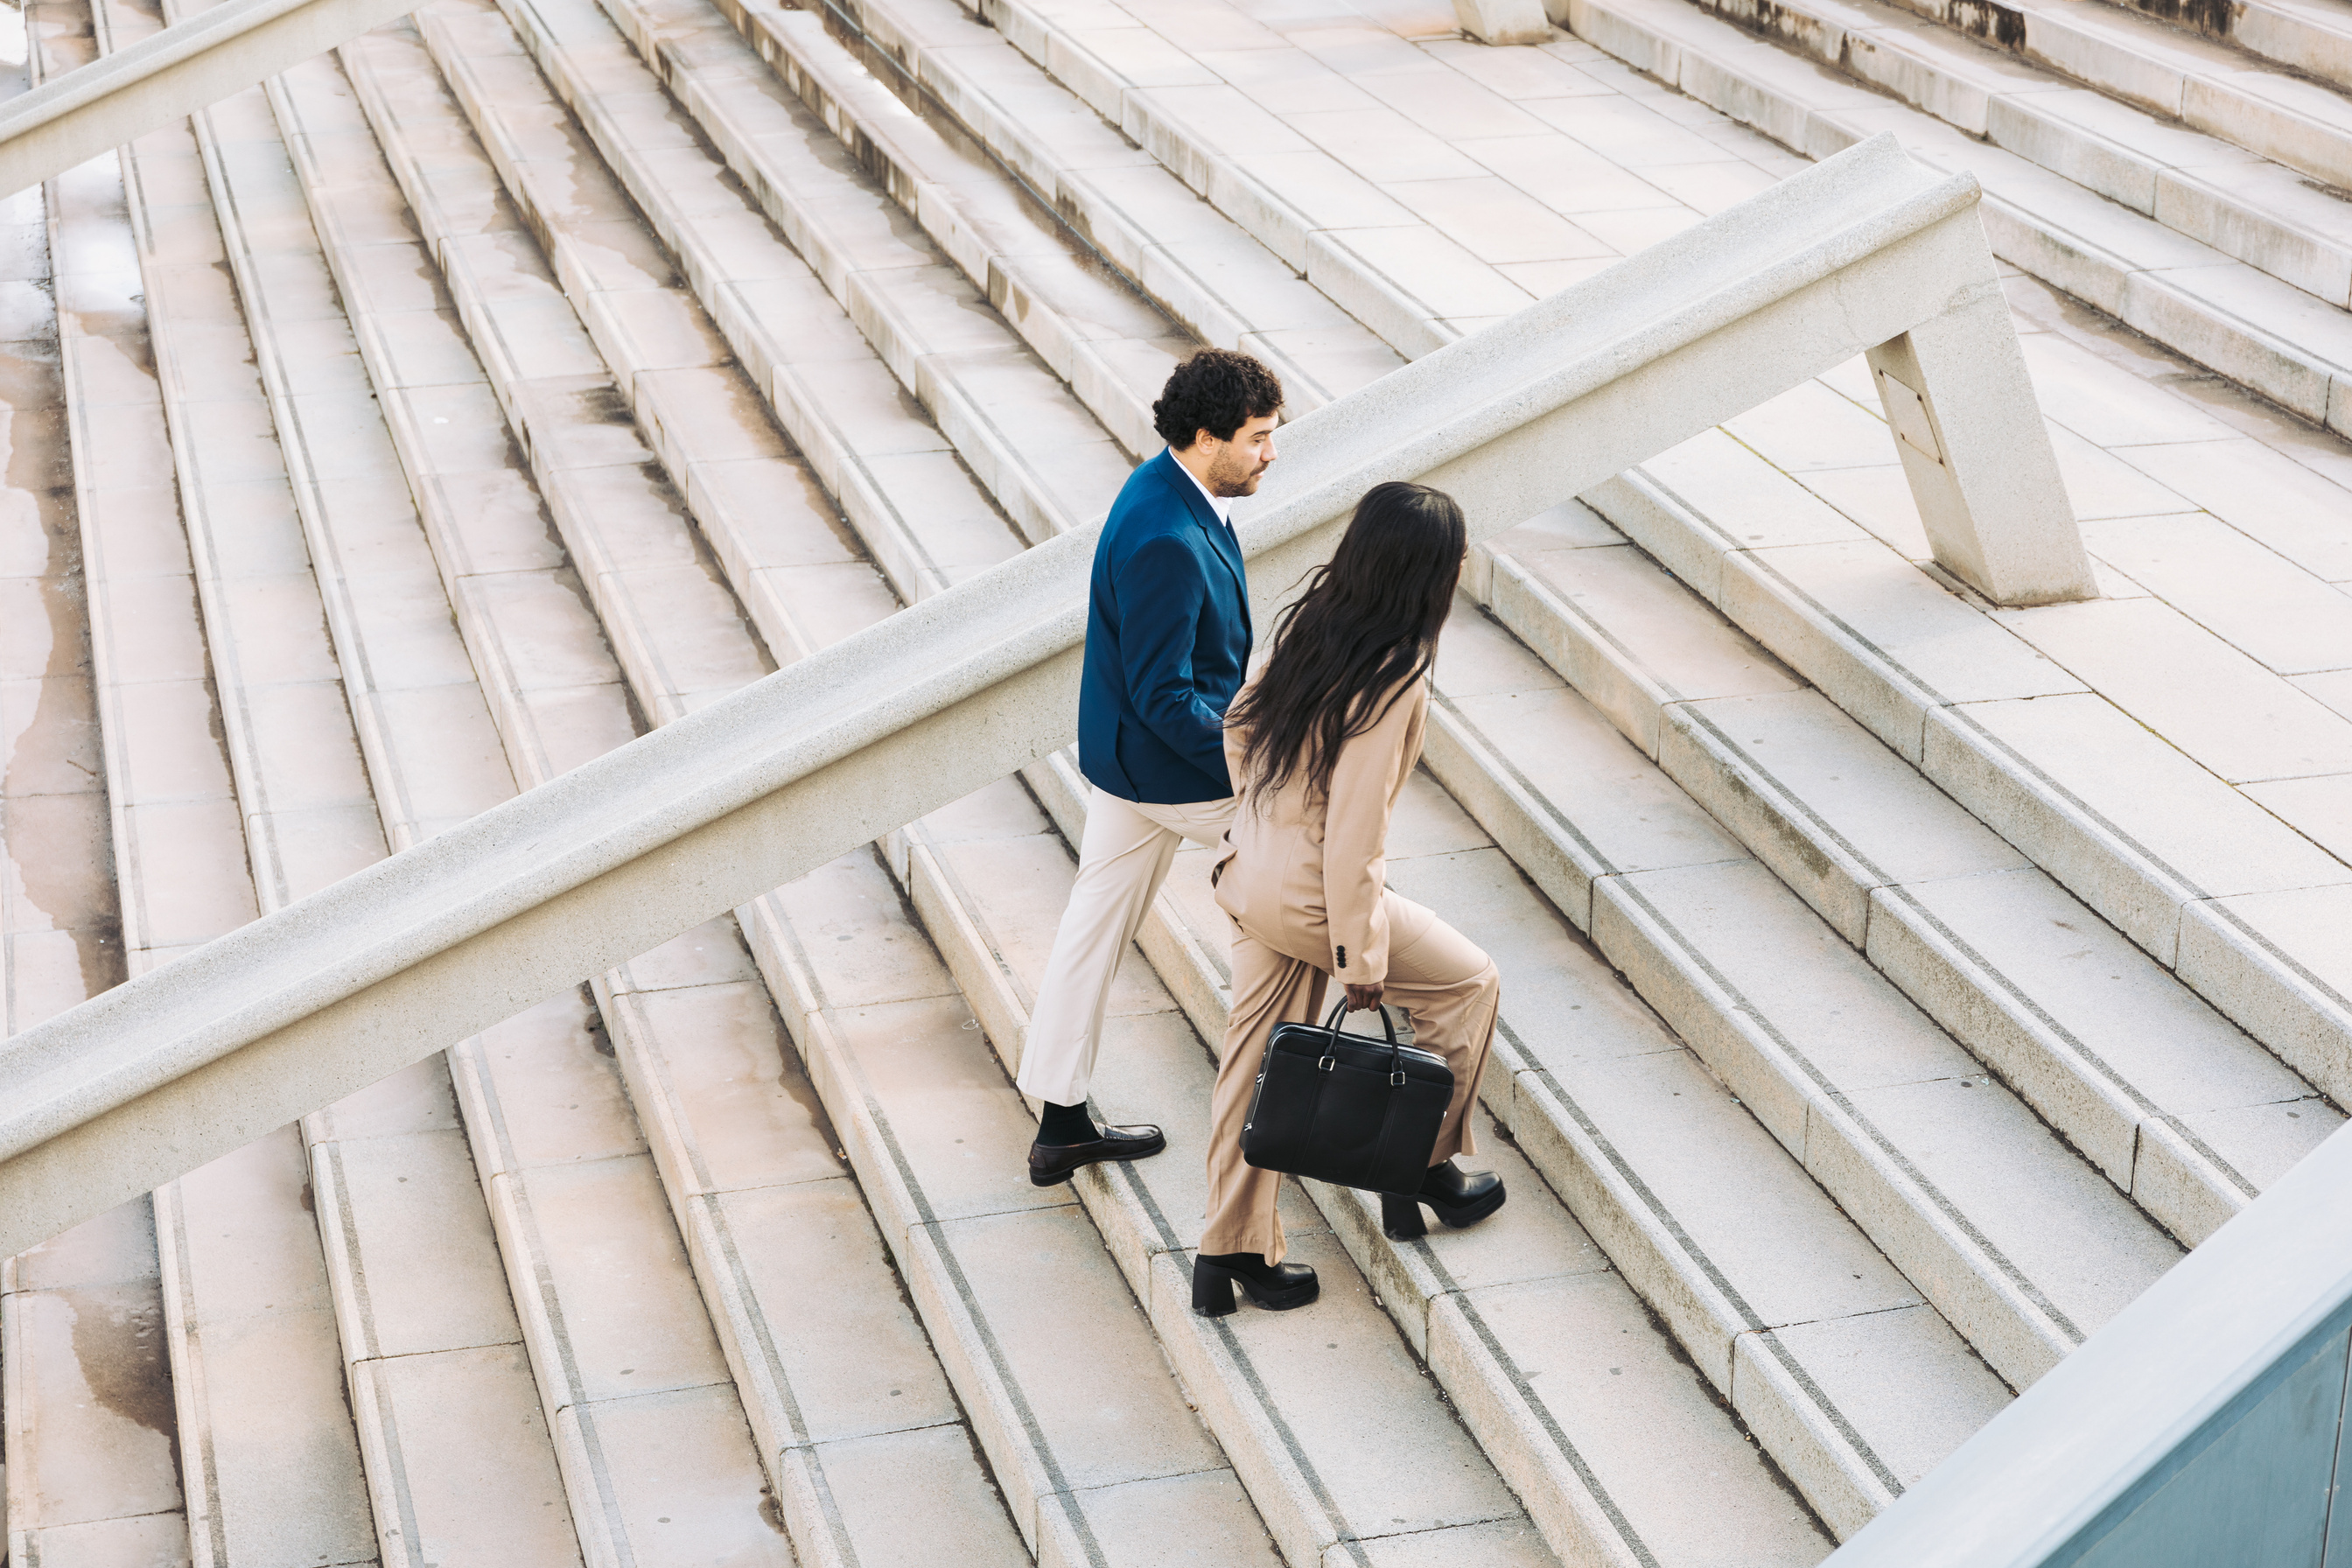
[1344,981,1384,1012]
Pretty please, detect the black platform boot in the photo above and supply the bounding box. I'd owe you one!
[1381,1160,1507,1239]
[1191,1251,1320,1316]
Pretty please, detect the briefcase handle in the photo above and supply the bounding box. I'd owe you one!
[1320,998,1413,1086]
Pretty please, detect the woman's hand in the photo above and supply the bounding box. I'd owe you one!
[1344,981,1384,1012]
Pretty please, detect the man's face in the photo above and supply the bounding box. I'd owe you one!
[1197,412,1281,497]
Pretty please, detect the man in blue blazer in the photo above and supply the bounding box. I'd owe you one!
[1020,349,1283,1186]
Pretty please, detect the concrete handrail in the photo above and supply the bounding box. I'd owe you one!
[0,133,2076,1260]
[0,0,423,197]
[1824,1117,2352,1566]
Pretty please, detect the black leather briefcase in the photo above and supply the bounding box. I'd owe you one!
[1240,1000,1453,1197]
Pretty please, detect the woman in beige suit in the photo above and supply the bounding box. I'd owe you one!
[1193,480,1504,1317]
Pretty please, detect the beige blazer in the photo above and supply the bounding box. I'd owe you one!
[1211,672,1429,985]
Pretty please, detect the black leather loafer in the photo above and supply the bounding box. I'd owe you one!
[1027,1123,1166,1186]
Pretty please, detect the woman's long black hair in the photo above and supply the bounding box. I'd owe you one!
[1228,480,1467,804]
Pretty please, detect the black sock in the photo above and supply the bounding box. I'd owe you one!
[1036,1099,1097,1146]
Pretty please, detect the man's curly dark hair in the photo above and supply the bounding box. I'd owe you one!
[1152,349,1284,449]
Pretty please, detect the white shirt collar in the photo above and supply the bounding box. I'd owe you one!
[1173,450,1234,528]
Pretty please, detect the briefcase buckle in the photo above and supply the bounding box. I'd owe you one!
[1390,1069,1406,1087]
[1317,1054,1335,1072]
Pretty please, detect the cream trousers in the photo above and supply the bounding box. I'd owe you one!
[1017,788,1236,1107]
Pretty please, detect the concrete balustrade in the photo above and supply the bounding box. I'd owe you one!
[0,131,2090,1262]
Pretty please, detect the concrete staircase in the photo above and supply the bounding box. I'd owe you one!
[4,1,2351,1565]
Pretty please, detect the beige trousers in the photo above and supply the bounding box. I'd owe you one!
[1017,788,1236,1107]
[1200,891,1501,1262]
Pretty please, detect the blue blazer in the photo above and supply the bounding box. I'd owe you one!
[1078,450,1252,804]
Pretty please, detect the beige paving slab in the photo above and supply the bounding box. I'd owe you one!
[152,1127,374,1568]
[1719,377,1899,472]
[312,1120,523,1362]
[348,1345,581,1568]
[1994,594,2352,783]
[0,171,118,1041]
[2244,772,2352,865]
[2076,509,2352,676]
[3,1201,185,1549]
[2020,329,2244,446]
[1643,426,1875,570]
[2111,436,2352,583]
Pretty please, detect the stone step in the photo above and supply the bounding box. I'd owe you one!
[659,0,1184,458]
[484,20,1840,1547]
[0,17,136,1555]
[1886,0,2352,191]
[738,821,1526,1568]
[542,24,1838,1549]
[228,32,632,1565]
[533,0,1138,543]
[3,1201,184,1565]
[444,982,794,1568]
[276,29,777,1564]
[592,918,1035,1568]
[340,17,777,724]
[0,10,126,1546]
[898,765,1845,1560]
[412,0,947,630]
[292,18,769,1564]
[1018,742,2006,1541]
[102,0,470,1546]
[2107,0,2352,97]
[967,0,2352,442]
[443,0,1034,603]
[1674,0,2352,317]
[1426,591,2192,1396]
[328,19,1240,1564]
[305,24,973,1567]
[0,75,115,1050]
[737,848,1290,1565]
[1562,0,2352,431]
[1573,400,2352,1144]
[789,0,1408,413]
[1474,471,2342,1247]
[538,3,2117,1532]
[9,0,248,1552]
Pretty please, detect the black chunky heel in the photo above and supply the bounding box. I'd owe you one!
[1416,1162,1508,1231]
[1381,1193,1427,1240]
[1193,1251,1319,1315]
[1192,1260,1238,1318]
